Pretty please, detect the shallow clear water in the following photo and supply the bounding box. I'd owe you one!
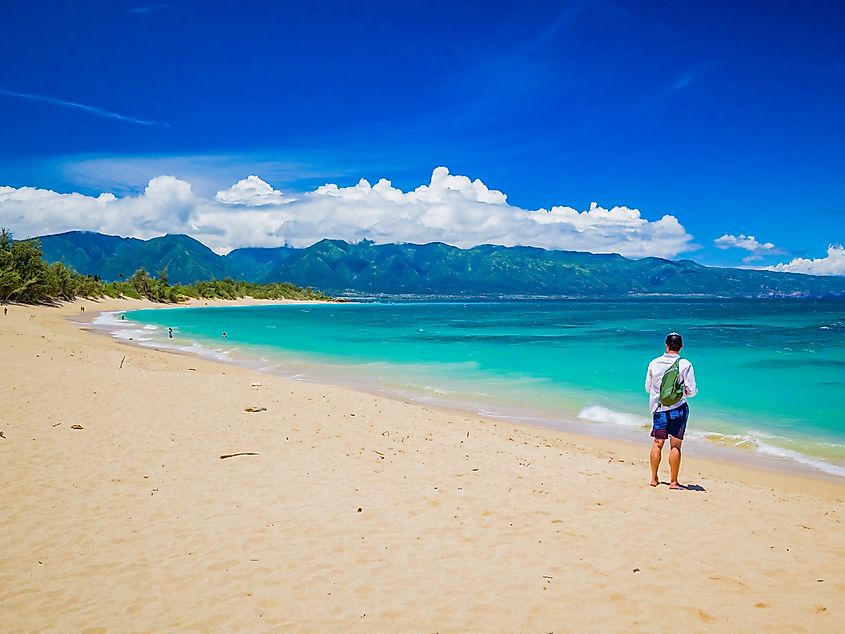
[119,299,845,476]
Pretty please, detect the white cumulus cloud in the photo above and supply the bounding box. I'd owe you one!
[0,166,696,258]
[714,233,776,252]
[215,175,291,206]
[764,245,845,276]
[0,175,195,239]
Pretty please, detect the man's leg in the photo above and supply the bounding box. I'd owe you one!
[649,438,665,486]
[668,436,683,489]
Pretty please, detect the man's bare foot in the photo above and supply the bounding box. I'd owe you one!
[669,481,681,490]
[650,479,659,487]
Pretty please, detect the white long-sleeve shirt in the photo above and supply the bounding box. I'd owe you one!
[645,353,698,413]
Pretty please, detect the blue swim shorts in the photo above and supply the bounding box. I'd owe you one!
[651,402,689,440]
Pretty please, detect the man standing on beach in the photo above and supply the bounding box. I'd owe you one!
[645,332,697,489]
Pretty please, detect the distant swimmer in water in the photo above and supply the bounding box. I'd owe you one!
[121,314,125,320]
[222,332,228,338]
[168,327,173,339]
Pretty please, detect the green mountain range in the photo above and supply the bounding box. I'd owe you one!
[34,230,845,297]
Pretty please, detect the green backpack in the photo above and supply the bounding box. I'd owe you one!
[659,358,685,407]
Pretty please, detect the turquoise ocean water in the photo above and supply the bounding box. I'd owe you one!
[107,299,845,477]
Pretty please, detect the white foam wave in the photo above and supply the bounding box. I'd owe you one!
[693,430,845,477]
[112,330,151,342]
[577,405,648,428]
[579,405,845,478]
[91,311,124,327]
[89,311,157,343]
[754,439,845,477]
[131,338,234,361]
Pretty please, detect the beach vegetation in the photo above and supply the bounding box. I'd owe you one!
[0,229,331,304]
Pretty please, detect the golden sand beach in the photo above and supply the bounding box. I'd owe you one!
[1,299,843,632]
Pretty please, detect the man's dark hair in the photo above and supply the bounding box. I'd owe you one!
[666,332,683,352]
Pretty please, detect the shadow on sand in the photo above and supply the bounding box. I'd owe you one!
[655,482,707,492]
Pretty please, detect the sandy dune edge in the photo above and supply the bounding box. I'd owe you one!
[1,298,843,633]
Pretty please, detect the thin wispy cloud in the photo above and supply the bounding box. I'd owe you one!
[130,4,170,14]
[0,89,169,128]
[667,71,695,95]
[523,0,594,56]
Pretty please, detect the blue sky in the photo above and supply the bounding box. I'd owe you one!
[1,1,843,271]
